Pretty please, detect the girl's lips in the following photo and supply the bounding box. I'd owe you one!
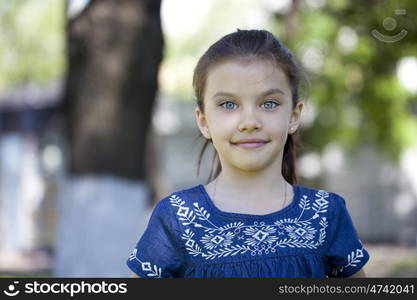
[231,141,269,149]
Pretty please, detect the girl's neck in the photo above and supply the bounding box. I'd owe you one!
[205,167,292,215]
[212,166,288,199]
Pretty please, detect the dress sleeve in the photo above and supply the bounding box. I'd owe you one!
[126,197,183,278]
[324,194,370,277]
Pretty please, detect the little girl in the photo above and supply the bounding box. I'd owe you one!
[126,29,369,278]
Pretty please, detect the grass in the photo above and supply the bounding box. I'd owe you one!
[387,256,417,277]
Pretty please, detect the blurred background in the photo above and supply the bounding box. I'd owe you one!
[0,0,416,277]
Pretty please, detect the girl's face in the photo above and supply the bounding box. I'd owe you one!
[195,58,303,174]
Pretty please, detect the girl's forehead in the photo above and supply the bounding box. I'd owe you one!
[205,59,291,96]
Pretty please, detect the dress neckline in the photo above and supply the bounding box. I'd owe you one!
[198,184,300,219]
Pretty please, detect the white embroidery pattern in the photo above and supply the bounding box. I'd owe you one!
[331,244,366,276]
[170,190,330,260]
[128,249,162,278]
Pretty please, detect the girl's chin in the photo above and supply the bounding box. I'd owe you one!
[230,161,273,172]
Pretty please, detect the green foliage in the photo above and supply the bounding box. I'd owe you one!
[276,0,417,162]
[0,0,65,91]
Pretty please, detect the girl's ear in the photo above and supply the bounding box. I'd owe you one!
[195,107,211,139]
[289,101,304,134]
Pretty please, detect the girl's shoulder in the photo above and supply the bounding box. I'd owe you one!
[156,184,204,211]
[144,185,204,232]
[296,184,349,214]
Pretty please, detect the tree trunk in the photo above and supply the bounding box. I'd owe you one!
[55,0,163,276]
[64,0,162,179]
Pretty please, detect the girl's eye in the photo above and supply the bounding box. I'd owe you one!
[261,101,279,110]
[220,101,237,110]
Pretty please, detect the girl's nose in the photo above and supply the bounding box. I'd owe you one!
[238,109,262,132]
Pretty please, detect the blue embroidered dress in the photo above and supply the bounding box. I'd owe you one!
[126,184,369,278]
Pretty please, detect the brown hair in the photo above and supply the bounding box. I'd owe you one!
[193,29,306,184]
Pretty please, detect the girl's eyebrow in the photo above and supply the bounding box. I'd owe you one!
[212,91,235,98]
[261,88,285,96]
[213,88,285,99]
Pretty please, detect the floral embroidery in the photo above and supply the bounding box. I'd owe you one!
[170,190,330,260]
[331,243,367,276]
[128,249,162,278]
[285,225,316,240]
[243,226,279,247]
[201,232,235,250]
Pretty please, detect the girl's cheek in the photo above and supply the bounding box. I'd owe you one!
[216,117,238,130]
